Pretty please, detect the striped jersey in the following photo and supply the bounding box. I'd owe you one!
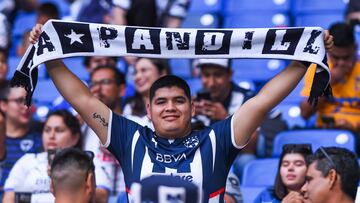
[105,111,242,203]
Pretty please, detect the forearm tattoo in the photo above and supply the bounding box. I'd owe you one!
[93,113,108,127]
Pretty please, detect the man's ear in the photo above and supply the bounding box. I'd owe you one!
[191,100,195,117]
[85,172,95,195]
[0,100,7,113]
[327,169,338,189]
[50,179,55,196]
[146,103,152,120]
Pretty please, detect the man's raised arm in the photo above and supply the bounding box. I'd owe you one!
[30,24,109,144]
[232,31,334,147]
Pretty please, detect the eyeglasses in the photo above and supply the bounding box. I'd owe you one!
[89,79,115,88]
[282,144,313,153]
[7,97,27,105]
[318,147,336,170]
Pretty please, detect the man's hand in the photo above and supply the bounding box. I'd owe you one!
[29,24,43,44]
[324,30,334,51]
[194,100,228,120]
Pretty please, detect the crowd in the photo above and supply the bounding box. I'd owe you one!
[0,0,359,203]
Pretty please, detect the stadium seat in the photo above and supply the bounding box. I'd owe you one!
[241,158,279,187]
[170,59,192,78]
[282,79,304,103]
[63,57,89,81]
[240,186,266,203]
[182,13,220,29]
[225,0,290,13]
[188,0,222,13]
[232,59,287,82]
[12,11,37,38]
[272,129,356,157]
[295,13,344,29]
[292,0,348,14]
[233,78,256,92]
[223,12,290,28]
[273,103,306,129]
[33,79,60,103]
[186,77,203,96]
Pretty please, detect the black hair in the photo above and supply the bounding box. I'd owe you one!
[0,80,10,100]
[306,147,359,200]
[136,58,171,75]
[50,148,95,192]
[149,75,191,102]
[0,47,8,59]
[37,2,59,19]
[274,144,313,199]
[46,109,82,149]
[329,22,355,47]
[90,65,126,86]
[83,56,118,68]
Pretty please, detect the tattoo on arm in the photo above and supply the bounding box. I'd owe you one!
[93,113,108,127]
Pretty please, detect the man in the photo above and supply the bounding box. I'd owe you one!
[50,148,96,203]
[193,59,258,179]
[300,22,360,132]
[30,24,333,202]
[0,85,42,199]
[301,147,359,203]
[83,56,118,74]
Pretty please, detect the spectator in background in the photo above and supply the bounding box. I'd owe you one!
[50,148,96,203]
[36,2,59,25]
[254,144,312,203]
[0,48,8,83]
[0,85,42,200]
[64,0,112,23]
[2,110,109,203]
[193,59,257,180]
[0,13,9,49]
[83,56,118,74]
[123,58,170,128]
[301,147,359,203]
[300,22,360,147]
[111,0,190,65]
[224,173,243,203]
[346,0,360,23]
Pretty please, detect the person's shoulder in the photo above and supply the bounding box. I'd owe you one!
[256,187,280,202]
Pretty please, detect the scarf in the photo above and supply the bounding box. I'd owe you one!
[10,19,331,106]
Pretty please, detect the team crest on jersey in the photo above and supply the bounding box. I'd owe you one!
[183,136,199,148]
[20,139,34,152]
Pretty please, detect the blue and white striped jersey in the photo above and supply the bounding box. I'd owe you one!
[105,111,242,203]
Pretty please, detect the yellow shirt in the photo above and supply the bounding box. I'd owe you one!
[301,61,360,129]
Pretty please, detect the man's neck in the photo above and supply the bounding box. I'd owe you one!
[6,121,28,138]
[55,193,93,203]
[325,192,354,203]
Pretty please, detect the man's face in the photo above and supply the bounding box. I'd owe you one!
[90,68,123,110]
[328,45,356,84]
[200,66,232,101]
[301,162,330,203]
[147,86,194,139]
[1,87,31,126]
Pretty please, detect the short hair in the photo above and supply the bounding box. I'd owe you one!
[50,148,95,193]
[0,47,8,59]
[149,75,191,102]
[37,2,59,19]
[274,144,312,199]
[90,65,126,86]
[329,22,355,47]
[83,56,118,68]
[307,147,359,200]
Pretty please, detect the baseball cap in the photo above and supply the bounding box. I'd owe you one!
[195,59,230,69]
[130,175,201,203]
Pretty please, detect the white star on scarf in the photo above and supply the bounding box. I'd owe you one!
[64,29,84,45]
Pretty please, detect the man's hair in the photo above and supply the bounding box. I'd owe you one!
[149,75,191,102]
[90,65,126,86]
[37,2,59,19]
[0,81,10,100]
[306,147,359,200]
[83,56,118,68]
[274,144,312,199]
[329,22,355,47]
[0,47,8,59]
[50,148,95,193]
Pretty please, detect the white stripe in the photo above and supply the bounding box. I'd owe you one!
[131,130,140,172]
[209,130,216,172]
[208,195,220,203]
[230,115,247,149]
[103,109,113,148]
[140,147,154,180]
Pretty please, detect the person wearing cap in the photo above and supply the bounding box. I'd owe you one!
[194,58,258,180]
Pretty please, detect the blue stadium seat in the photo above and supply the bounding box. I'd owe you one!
[63,57,89,81]
[233,78,256,92]
[223,12,290,28]
[295,13,344,29]
[241,158,279,187]
[12,11,37,38]
[282,79,304,103]
[182,13,220,28]
[273,103,306,129]
[232,59,287,81]
[170,59,192,78]
[240,186,266,203]
[272,129,356,157]
[32,101,52,121]
[225,0,290,13]
[293,0,347,14]
[33,79,60,103]
[189,0,222,13]
[186,77,203,96]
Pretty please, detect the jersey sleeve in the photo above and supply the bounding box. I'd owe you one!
[3,154,32,191]
[104,111,143,165]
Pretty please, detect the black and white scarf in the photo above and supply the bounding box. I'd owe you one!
[10,20,331,106]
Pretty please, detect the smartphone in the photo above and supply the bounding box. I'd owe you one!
[196,90,211,101]
[321,116,335,125]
